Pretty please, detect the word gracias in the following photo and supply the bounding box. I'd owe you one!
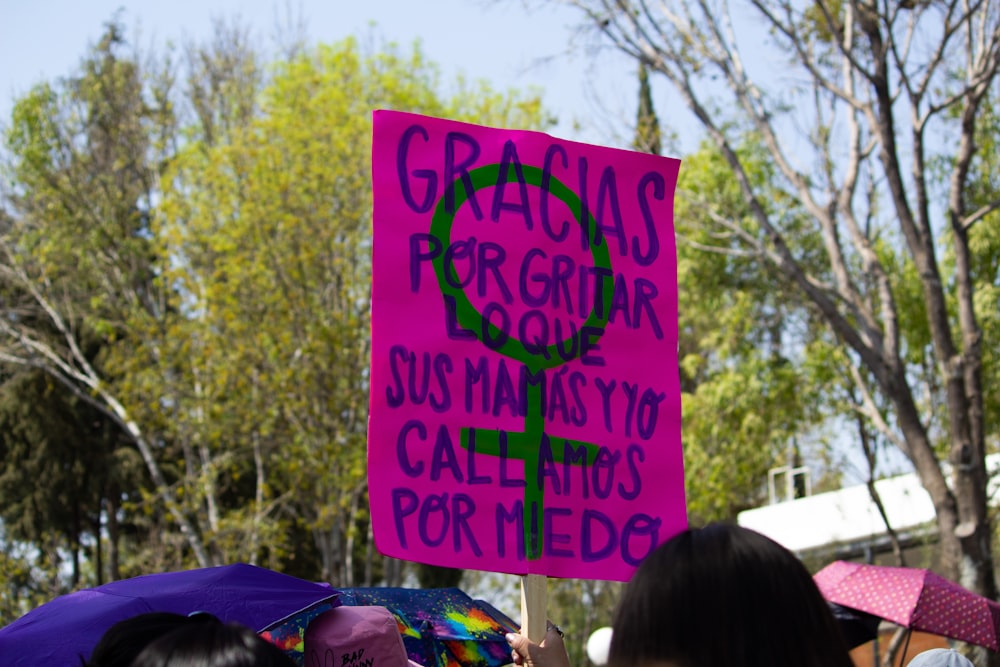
[395,124,667,266]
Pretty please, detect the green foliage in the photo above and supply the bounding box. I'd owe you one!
[632,63,661,155]
[548,578,621,667]
[673,140,828,522]
[952,94,1000,450]
[0,523,61,626]
[0,371,117,582]
[415,564,464,589]
[0,15,550,599]
[570,0,1000,607]
[5,23,160,328]
[149,37,550,580]
[0,18,184,578]
[798,0,846,49]
[625,75,822,521]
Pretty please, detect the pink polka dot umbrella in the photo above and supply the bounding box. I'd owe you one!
[814,560,1000,651]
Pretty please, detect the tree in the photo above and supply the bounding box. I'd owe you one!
[552,0,1000,611]
[632,63,661,155]
[415,564,465,589]
[675,139,828,521]
[153,36,550,584]
[0,521,57,626]
[0,368,125,585]
[630,68,824,520]
[0,19,213,568]
[1,14,550,588]
[960,95,1000,454]
[548,577,621,667]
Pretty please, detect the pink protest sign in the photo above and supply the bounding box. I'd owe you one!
[368,110,686,581]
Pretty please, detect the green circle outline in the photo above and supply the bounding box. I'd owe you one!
[429,163,613,371]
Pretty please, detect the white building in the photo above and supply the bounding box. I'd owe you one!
[736,454,1000,561]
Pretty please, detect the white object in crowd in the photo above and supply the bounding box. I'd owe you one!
[586,626,613,666]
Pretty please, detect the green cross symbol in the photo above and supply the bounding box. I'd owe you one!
[429,163,613,560]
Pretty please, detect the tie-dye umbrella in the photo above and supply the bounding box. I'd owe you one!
[260,598,341,663]
[814,560,1000,650]
[335,587,520,667]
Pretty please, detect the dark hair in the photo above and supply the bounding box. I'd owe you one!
[128,620,295,667]
[608,523,853,667]
[86,612,198,667]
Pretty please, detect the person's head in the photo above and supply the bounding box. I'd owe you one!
[86,612,199,667]
[908,649,976,667]
[608,522,853,667]
[304,606,421,667]
[129,619,296,667]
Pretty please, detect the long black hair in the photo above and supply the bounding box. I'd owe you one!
[608,523,853,667]
[129,620,295,667]
[86,612,203,667]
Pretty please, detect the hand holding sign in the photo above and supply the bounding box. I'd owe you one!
[368,110,686,584]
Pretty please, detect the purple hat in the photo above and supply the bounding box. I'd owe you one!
[304,606,423,667]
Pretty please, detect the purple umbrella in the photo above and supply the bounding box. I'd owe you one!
[0,563,337,666]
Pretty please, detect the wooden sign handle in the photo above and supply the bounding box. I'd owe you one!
[520,573,548,642]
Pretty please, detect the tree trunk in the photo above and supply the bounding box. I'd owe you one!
[562,0,999,606]
[106,493,120,581]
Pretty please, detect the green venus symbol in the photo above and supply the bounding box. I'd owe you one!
[428,163,614,560]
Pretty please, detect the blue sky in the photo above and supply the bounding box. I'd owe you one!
[0,0,656,147]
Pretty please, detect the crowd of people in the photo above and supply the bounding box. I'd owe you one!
[85,612,296,667]
[83,523,974,667]
[85,590,437,667]
[508,522,854,667]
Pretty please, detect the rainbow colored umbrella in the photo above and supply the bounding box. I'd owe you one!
[260,599,341,663]
[336,587,519,667]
